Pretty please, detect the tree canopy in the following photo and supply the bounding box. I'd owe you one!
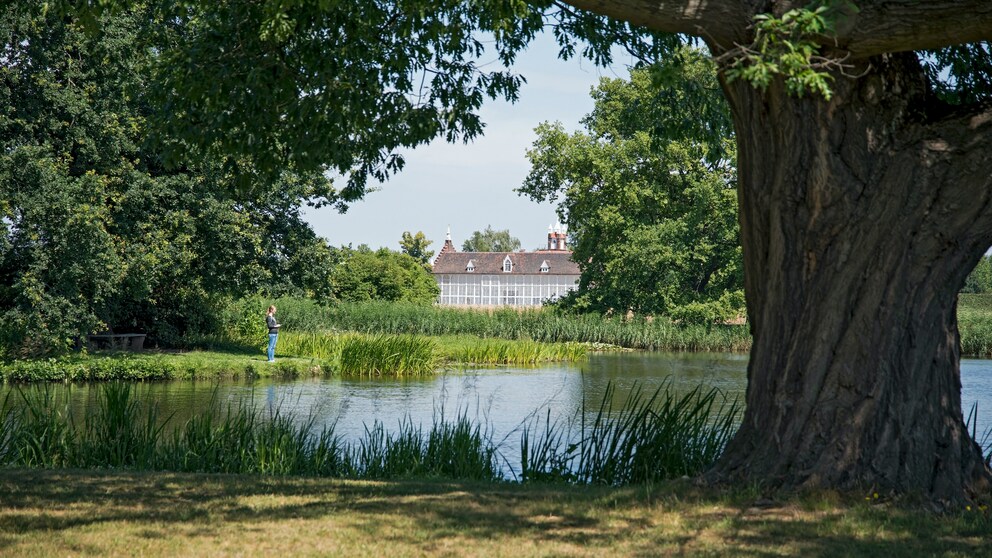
[331,246,439,304]
[461,226,522,253]
[0,5,335,354]
[399,231,435,265]
[521,49,742,322]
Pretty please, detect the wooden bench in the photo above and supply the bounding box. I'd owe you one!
[87,333,146,351]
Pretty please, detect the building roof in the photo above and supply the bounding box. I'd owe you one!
[433,250,580,275]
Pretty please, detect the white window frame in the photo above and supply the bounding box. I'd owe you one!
[502,256,513,273]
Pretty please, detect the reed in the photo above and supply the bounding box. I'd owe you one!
[262,298,752,352]
[267,294,992,356]
[338,334,440,376]
[0,380,762,485]
[954,294,992,357]
[351,413,499,480]
[965,401,992,465]
[519,381,741,485]
[77,382,166,469]
[10,385,77,467]
[437,336,588,365]
[276,331,587,371]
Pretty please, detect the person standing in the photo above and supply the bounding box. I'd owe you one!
[265,305,281,362]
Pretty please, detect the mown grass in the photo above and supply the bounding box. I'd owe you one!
[0,381,740,484]
[1,469,989,557]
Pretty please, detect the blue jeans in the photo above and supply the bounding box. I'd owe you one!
[267,333,278,361]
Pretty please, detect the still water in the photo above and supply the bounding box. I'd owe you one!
[4,352,991,464]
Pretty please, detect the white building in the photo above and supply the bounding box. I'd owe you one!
[432,226,580,307]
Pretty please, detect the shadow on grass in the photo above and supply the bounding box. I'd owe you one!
[0,469,988,556]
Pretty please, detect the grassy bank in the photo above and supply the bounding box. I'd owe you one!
[2,469,989,557]
[0,350,323,382]
[0,331,591,382]
[0,381,737,484]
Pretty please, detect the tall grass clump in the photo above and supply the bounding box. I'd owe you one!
[0,393,13,464]
[10,386,77,467]
[959,294,992,356]
[440,337,587,365]
[519,380,741,485]
[353,413,499,481]
[953,293,992,357]
[277,332,346,362]
[338,334,439,376]
[77,382,167,468]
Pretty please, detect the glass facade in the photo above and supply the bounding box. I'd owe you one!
[436,274,579,306]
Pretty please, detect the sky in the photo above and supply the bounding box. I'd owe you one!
[302,33,633,252]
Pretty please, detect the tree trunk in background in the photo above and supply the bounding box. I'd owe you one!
[708,51,992,504]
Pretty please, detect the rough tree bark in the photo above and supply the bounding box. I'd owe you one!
[707,50,992,503]
[563,0,992,503]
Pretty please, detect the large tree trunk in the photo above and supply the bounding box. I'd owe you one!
[707,51,992,504]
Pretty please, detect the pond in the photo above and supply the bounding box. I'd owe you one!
[3,352,991,471]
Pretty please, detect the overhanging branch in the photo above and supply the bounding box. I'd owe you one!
[561,0,992,58]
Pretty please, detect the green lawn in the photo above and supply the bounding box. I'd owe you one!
[0,469,987,557]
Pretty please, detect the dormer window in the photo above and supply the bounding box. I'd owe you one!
[466,260,475,272]
[539,260,550,273]
[502,256,513,273]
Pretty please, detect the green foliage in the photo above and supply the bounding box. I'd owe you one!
[922,42,992,105]
[0,6,337,355]
[399,231,435,266]
[717,0,863,99]
[520,50,743,322]
[722,4,838,99]
[62,1,672,200]
[331,247,439,305]
[962,257,992,294]
[461,226,521,253]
